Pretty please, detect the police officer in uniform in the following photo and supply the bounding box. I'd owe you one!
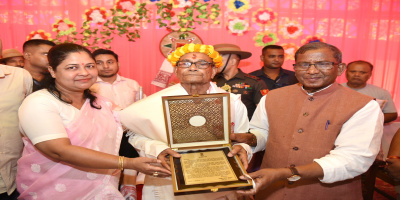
[212,44,268,120]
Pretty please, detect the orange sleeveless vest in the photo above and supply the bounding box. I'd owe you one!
[256,82,372,200]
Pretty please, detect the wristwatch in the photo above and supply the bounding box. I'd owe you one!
[287,166,301,182]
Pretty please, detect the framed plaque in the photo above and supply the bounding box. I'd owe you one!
[162,94,253,195]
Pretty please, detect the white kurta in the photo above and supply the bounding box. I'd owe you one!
[119,82,250,200]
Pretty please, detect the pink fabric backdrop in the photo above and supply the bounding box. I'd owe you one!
[0,0,399,112]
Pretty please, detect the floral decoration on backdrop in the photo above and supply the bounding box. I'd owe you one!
[281,43,299,60]
[253,31,279,47]
[52,19,78,44]
[279,20,303,39]
[24,1,337,50]
[227,17,250,36]
[156,1,221,32]
[252,8,277,26]
[227,0,251,14]
[301,35,326,44]
[26,30,52,41]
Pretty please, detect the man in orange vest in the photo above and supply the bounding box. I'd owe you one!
[238,42,383,200]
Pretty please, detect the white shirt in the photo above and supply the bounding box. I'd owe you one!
[120,83,250,159]
[0,65,32,194]
[18,90,89,145]
[90,75,145,109]
[119,82,250,200]
[250,92,384,183]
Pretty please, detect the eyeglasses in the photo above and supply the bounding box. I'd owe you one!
[293,62,338,71]
[177,61,212,69]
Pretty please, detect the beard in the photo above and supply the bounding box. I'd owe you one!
[98,71,117,78]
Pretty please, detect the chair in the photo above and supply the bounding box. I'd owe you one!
[362,160,399,200]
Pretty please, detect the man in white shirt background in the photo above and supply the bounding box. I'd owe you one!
[90,49,145,108]
[90,48,146,199]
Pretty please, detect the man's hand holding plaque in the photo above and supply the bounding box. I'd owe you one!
[227,145,249,170]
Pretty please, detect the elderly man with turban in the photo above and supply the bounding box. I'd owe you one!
[119,43,251,200]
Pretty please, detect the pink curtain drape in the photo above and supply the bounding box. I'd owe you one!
[0,0,399,112]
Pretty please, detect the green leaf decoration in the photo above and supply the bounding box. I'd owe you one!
[50,1,220,49]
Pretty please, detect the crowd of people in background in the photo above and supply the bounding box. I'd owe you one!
[0,38,399,200]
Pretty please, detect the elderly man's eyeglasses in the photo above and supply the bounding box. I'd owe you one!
[177,61,212,69]
[293,62,338,71]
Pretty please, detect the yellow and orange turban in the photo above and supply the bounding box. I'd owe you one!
[167,43,223,68]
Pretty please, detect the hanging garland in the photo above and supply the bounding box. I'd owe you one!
[25,1,331,51]
[79,2,151,49]
[81,7,111,49]
[170,0,192,8]
[52,18,78,44]
[107,1,151,42]
[156,1,221,32]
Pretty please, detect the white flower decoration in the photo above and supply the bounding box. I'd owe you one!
[176,0,192,8]
[21,183,28,190]
[32,34,43,39]
[31,164,41,173]
[29,192,38,199]
[87,172,98,180]
[55,183,67,192]
[259,12,271,21]
[120,2,135,12]
[90,10,106,24]
[227,18,249,36]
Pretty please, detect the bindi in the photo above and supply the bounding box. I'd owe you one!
[81,63,85,66]
[192,54,197,59]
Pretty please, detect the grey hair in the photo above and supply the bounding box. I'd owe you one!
[295,42,342,63]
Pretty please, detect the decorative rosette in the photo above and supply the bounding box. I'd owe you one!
[227,0,251,14]
[279,20,303,39]
[26,30,52,41]
[281,43,299,60]
[252,8,277,26]
[114,0,136,14]
[170,0,193,8]
[83,7,109,24]
[52,18,76,36]
[301,35,325,45]
[227,18,249,36]
[253,31,279,47]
